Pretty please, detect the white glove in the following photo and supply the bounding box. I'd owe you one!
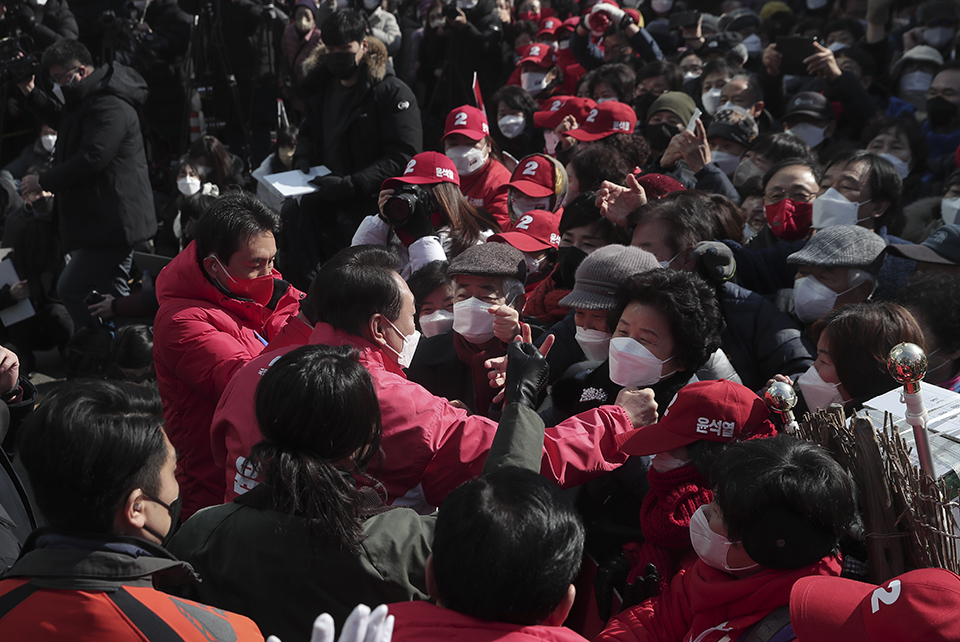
[264,605,393,642]
[591,2,625,23]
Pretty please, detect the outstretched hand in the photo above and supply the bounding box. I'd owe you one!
[596,173,647,228]
[486,323,554,404]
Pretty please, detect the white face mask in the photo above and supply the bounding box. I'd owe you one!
[793,275,856,324]
[742,222,758,241]
[52,84,65,103]
[743,34,763,54]
[658,250,680,269]
[521,70,549,94]
[786,122,827,148]
[683,71,701,82]
[382,317,420,368]
[177,176,202,197]
[651,0,672,13]
[457,0,479,8]
[899,70,933,95]
[879,152,911,179]
[595,96,618,104]
[812,187,871,229]
[651,452,691,473]
[732,158,763,188]
[608,336,674,387]
[453,297,497,344]
[558,39,570,50]
[798,363,844,410]
[419,309,455,338]
[498,114,526,139]
[445,145,487,177]
[543,130,560,155]
[924,26,955,49]
[511,193,551,219]
[689,505,760,573]
[711,150,741,177]
[701,87,722,116]
[575,326,612,362]
[40,134,57,152]
[941,196,960,226]
[717,102,752,118]
[827,41,848,53]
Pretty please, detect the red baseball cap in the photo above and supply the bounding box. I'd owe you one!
[534,95,597,129]
[566,101,637,141]
[382,151,459,190]
[505,154,557,198]
[518,42,557,68]
[488,209,561,252]
[790,569,960,642]
[442,105,490,142]
[634,172,686,199]
[537,16,562,36]
[616,379,771,456]
[557,16,579,35]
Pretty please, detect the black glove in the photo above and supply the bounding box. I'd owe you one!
[295,157,311,174]
[16,4,37,32]
[691,240,736,283]
[504,341,549,410]
[594,551,629,622]
[622,563,661,611]
[309,174,355,202]
[397,206,434,240]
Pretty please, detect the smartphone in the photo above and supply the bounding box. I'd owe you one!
[669,10,700,29]
[776,36,819,76]
[686,108,701,133]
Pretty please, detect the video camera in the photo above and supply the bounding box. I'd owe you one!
[383,184,438,226]
[0,36,40,86]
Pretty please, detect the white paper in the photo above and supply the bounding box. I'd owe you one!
[259,165,331,199]
[0,259,35,326]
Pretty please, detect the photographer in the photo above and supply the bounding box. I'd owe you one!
[352,151,500,278]
[0,0,77,49]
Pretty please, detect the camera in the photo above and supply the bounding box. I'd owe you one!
[84,290,106,307]
[0,37,40,86]
[383,185,437,226]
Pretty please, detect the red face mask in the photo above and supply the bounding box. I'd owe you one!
[211,256,275,306]
[765,199,813,241]
[518,10,540,22]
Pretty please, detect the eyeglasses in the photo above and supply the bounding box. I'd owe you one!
[764,187,816,203]
[50,66,79,85]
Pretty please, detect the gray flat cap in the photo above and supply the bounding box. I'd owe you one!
[448,242,526,281]
[559,245,659,310]
[786,225,886,270]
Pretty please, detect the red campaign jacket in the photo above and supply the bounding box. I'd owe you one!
[212,321,634,508]
[597,556,842,642]
[460,157,512,230]
[389,600,589,642]
[153,242,304,519]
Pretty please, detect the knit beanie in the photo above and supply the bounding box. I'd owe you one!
[646,91,697,125]
[559,245,659,310]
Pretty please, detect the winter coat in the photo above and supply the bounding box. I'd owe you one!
[569,23,663,72]
[295,36,422,230]
[171,402,547,641]
[281,23,323,103]
[212,322,635,511]
[2,138,54,179]
[718,282,814,392]
[0,530,262,641]
[26,63,157,252]
[461,157,512,229]
[19,0,78,49]
[366,7,402,57]
[597,556,842,642]
[153,242,304,519]
[389,601,591,642]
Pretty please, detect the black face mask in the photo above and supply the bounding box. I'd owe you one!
[552,245,587,289]
[326,51,360,80]
[644,122,681,152]
[143,493,182,547]
[927,96,960,128]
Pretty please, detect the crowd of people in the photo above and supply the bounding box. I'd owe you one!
[0,0,958,639]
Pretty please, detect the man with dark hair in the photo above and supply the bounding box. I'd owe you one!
[289,9,421,279]
[629,191,813,390]
[816,150,904,233]
[153,191,304,519]
[599,435,856,642]
[17,38,157,329]
[213,244,655,513]
[0,381,263,641]
[389,467,587,640]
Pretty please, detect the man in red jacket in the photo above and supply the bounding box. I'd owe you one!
[153,192,304,519]
[598,435,858,642]
[213,244,655,510]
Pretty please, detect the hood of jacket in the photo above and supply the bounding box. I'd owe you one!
[61,62,148,110]
[155,241,291,328]
[301,35,389,88]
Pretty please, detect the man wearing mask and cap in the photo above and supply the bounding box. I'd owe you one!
[293,9,422,261]
[780,91,836,159]
[154,192,304,519]
[923,61,960,181]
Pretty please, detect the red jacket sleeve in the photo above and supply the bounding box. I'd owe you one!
[542,405,633,488]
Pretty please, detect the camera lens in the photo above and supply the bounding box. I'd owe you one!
[384,193,416,224]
